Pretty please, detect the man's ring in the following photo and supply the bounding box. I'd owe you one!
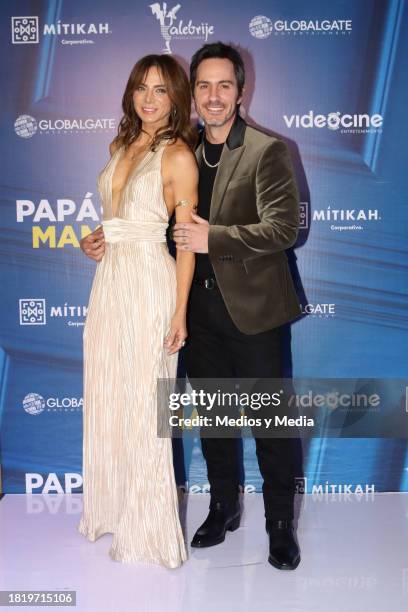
[181,340,186,347]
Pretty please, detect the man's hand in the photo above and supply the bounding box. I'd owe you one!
[173,213,209,253]
[80,226,105,262]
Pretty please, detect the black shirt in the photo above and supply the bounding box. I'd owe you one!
[195,135,224,279]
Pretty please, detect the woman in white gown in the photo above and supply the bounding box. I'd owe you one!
[77,54,198,568]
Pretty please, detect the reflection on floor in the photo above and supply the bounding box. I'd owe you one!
[0,493,407,612]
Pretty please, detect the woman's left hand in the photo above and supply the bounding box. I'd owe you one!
[164,312,187,355]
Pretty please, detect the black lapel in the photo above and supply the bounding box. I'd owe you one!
[209,114,247,223]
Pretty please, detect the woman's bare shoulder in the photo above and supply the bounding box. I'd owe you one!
[164,138,197,167]
[109,140,121,157]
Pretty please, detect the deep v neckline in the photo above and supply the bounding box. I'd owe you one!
[109,145,155,218]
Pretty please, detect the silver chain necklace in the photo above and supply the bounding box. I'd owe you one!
[202,142,222,168]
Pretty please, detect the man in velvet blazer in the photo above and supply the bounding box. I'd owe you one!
[196,113,300,334]
[173,42,302,571]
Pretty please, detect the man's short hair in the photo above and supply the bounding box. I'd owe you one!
[190,42,245,96]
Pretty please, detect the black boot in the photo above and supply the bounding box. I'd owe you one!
[266,519,300,570]
[191,501,241,548]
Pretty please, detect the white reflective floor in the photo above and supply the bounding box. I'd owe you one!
[0,493,407,611]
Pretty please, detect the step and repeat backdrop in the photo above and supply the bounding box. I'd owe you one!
[1,0,407,496]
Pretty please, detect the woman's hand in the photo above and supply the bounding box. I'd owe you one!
[164,311,187,355]
[80,226,105,262]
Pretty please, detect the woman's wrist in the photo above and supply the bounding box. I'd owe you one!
[173,305,187,318]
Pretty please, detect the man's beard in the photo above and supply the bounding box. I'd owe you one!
[201,105,236,128]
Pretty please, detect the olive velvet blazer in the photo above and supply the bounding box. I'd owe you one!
[198,114,301,334]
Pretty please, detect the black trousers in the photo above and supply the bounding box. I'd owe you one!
[184,283,302,520]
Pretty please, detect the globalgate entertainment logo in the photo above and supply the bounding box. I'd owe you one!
[14,114,116,138]
[22,394,83,414]
[249,15,352,38]
[23,393,45,415]
[249,16,273,39]
[149,2,214,54]
[301,303,336,318]
[14,115,37,138]
[11,16,111,45]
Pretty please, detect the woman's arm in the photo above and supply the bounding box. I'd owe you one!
[163,143,198,355]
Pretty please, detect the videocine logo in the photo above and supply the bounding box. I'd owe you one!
[283,111,383,132]
[149,3,214,54]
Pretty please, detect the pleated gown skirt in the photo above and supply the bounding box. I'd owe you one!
[77,237,187,568]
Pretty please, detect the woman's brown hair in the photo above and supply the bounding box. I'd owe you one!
[113,54,197,151]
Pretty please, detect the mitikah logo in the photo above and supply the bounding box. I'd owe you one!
[19,298,87,327]
[294,478,375,495]
[11,16,110,46]
[19,299,46,325]
[149,3,214,54]
[249,15,352,38]
[14,114,116,138]
[301,202,381,232]
[11,16,39,43]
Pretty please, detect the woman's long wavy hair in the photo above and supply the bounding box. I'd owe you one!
[113,55,197,151]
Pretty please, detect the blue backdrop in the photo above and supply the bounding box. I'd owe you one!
[1,0,407,495]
